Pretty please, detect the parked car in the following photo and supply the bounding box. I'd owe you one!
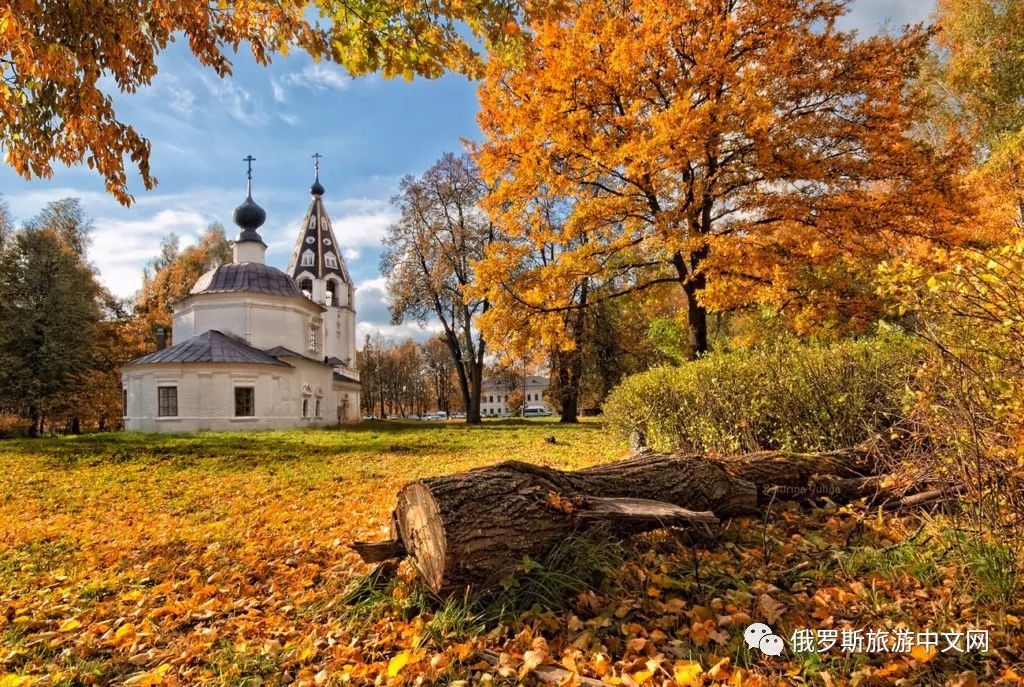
[424,411,449,421]
[523,405,553,417]
[361,414,378,421]
[452,412,466,419]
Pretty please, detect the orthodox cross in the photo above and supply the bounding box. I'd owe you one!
[243,155,255,196]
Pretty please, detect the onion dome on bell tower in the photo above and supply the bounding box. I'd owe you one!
[310,152,326,197]
[232,155,268,264]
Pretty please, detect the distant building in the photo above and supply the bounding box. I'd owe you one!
[480,375,549,417]
[121,156,361,432]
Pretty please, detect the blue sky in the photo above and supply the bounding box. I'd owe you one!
[0,0,934,342]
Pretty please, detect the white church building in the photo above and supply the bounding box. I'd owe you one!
[122,156,361,432]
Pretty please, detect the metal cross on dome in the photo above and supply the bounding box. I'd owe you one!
[244,155,255,179]
[312,152,323,176]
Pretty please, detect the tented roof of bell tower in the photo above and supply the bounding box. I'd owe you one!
[287,155,353,284]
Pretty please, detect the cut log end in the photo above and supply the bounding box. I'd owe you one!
[395,481,447,593]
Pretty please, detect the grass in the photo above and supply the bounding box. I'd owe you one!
[0,420,1018,686]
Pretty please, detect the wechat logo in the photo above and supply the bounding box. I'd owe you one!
[745,623,784,656]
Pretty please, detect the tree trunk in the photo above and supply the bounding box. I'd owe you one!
[466,357,483,425]
[553,349,582,424]
[557,279,588,423]
[355,449,882,595]
[671,249,709,359]
[27,406,39,438]
[683,275,707,359]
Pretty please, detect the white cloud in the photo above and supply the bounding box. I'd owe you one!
[280,62,352,93]
[198,74,268,126]
[354,276,443,345]
[90,209,210,297]
[841,0,935,33]
[327,199,398,247]
[166,82,196,119]
[270,78,287,104]
[356,322,440,345]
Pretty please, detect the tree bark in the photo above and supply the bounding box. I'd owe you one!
[355,449,884,595]
[392,457,737,594]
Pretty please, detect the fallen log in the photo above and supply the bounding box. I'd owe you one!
[353,451,885,595]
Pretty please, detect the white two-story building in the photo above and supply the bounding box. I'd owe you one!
[480,375,550,417]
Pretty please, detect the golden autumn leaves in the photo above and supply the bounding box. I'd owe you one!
[471,0,977,359]
[471,0,991,360]
[0,0,544,204]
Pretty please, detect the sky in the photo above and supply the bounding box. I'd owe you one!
[0,0,935,344]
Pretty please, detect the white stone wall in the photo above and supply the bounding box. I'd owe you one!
[122,359,360,432]
[173,293,323,354]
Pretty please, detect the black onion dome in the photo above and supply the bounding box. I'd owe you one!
[310,175,325,197]
[190,262,306,299]
[233,193,267,243]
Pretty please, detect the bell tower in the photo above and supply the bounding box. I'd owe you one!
[287,154,357,368]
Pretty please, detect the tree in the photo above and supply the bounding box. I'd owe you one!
[422,336,457,414]
[930,0,1024,232]
[381,153,493,423]
[0,203,101,435]
[0,0,556,204]
[469,195,592,422]
[476,0,971,359]
[0,201,15,251]
[134,224,231,339]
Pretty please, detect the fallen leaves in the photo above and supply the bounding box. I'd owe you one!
[0,425,1018,686]
[387,649,411,678]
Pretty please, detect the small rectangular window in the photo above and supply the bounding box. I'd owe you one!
[234,387,255,417]
[122,388,128,417]
[157,386,177,417]
[325,253,338,268]
[315,399,321,417]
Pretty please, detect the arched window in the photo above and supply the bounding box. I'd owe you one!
[302,398,309,417]
[300,278,313,298]
[325,281,337,306]
[315,399,321,417]
[308,216,316,230]
[324,253,338,269]
[301,249,315,267]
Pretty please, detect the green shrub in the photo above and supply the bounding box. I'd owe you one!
[604,334,922,454]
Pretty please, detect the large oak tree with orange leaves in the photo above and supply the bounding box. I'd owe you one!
[474,0,972,358]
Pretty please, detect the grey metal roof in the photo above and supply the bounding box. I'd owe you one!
[190,262,307,299]
[126,330,291,367]
[333,370,361,385]
[263,345,309,359]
